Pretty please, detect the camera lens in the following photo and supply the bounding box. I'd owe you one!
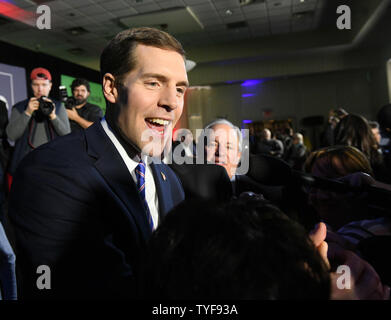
[38,97,54,116]
[65,97,76,109]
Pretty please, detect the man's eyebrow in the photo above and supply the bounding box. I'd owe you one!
[142,73,189,87]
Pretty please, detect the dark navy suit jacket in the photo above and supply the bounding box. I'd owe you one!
[8,121,185,299]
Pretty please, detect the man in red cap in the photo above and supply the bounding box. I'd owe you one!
[6,67,70,176]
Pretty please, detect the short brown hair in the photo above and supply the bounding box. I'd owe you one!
[304,145,373,178]
[100,27,186,87]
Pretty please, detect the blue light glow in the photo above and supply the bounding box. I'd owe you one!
[243,120,253,124]
[241,79,264,87]
[242,93,256,98]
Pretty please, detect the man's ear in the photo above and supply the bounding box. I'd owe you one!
[102,73,118,103]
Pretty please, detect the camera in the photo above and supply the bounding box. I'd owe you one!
[59,85,76,109]
[37,96,54,116]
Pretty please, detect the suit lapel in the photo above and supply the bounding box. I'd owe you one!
[150,162,170,221]
[85,122,152,239]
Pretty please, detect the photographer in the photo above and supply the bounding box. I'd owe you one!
[6,68,70,176]
[65,78,103,132]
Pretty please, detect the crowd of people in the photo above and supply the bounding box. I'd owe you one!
[0,69,105,299]
[1,27,391,300]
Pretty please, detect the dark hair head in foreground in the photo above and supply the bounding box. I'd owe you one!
[139,198,331,300]
[304,145,373,179]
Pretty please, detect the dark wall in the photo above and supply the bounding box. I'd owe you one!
[0,40,100,102]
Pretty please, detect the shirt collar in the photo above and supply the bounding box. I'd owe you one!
[101,117,148,172]
[104,115,141,160]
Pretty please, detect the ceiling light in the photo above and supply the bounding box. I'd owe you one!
[225,9,233,15]
[65,26,88,36]
[238,0,253,5]
[185,60,197,72]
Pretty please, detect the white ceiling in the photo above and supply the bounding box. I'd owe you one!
[0,0,325,70]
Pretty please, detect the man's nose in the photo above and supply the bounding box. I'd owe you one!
[216,146,226,157]
[158,86,178,111]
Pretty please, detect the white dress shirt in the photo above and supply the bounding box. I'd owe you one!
[101,118,159,230]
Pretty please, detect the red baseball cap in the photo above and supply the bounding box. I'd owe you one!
[30,67,52,81]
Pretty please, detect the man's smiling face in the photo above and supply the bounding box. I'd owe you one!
[206,123,242,179]
[116,44,188,157]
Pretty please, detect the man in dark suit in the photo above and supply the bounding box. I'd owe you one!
[169,156,233,203]
[8,27,188,299]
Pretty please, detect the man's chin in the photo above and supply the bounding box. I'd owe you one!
[75,98,87,105]
[140,142,166,159]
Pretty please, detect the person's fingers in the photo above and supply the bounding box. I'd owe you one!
[318,241,330,270]
[309,222,327,247]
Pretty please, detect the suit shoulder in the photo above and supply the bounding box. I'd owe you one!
[20,130,87,168]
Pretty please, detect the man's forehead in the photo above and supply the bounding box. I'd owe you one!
[74,85,88,90]
[210,125,238,141]
[32,79,50,85]
[133,44,187,78]
[211,124,236,134]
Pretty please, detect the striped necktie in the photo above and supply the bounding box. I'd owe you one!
[135,160,154,231]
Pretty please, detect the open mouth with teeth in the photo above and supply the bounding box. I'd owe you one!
[145,118,170,136]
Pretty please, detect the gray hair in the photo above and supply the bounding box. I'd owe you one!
[204,119,243,152]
